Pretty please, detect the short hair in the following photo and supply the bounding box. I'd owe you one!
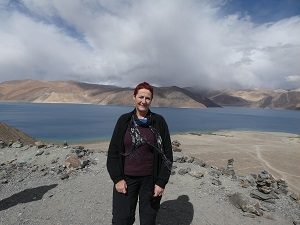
[134,82,153,98]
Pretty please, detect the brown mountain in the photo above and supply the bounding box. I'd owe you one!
[0,80,220,108]
[190,88,300,110]
[254,90,300,110]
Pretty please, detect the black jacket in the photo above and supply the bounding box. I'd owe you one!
[106,109,173,188]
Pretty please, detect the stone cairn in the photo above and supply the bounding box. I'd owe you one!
[249,170,289,203]
[171,140,182,152]
[223,158,237,180]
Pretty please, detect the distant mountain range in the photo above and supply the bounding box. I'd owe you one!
[194,88,300,110]
[0,80,299,110]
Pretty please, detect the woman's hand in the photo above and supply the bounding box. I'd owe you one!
[115,179,127,194]
[153,184,164,197]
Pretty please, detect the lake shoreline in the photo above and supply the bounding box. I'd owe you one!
[2,103,300,140]
[60,129,300,144]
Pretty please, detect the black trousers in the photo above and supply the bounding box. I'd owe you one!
[112,175,162,225]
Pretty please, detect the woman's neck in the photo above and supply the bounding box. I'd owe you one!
[135,110,148,119]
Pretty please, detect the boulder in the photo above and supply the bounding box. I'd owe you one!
[8,140,13,147]
[229,192,263,216]
[209,169,222,178]
[294,220,300,225]
[193,158,206,167]
[35,141,46,149]
[51,157,59,164]
[172,140,182,152]
[173,155,187,163]
[35,149,44,156]
[178,167,191,175]
[211,178,222,186]
[276,178,289,194]
[171,140,181,147]
[250,190,279,201]
[172,146,182,152]
[1,179,8,184]
[65,154,81,169]
[11,140,23,148]
[60,173,70,180]
[188,171,204,179]
[0,140,6,148]
[289,192,300,201]
[0,170,7,180]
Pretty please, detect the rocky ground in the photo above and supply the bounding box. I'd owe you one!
[0,138,300,225]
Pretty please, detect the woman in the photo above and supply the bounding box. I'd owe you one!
[107,82,173,225]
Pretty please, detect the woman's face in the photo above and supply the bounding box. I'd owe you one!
[133,88,152,116]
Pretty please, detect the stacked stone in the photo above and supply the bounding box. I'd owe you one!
[256,170,274,194]
[224,158,236,180]
[250,170,290,202]
[171,140,182,152]
[255,170,289,195]
[276,178,289,194]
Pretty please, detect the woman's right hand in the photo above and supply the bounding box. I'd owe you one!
[115,179,127,194]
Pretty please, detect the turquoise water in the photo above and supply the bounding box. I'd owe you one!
[0,102,299,142]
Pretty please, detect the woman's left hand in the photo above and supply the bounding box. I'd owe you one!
[153,184,164,197]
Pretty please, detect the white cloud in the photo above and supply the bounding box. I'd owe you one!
[286,75,300,82]
[0,0,299,89]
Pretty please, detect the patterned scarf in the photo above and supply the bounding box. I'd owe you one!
[121,114,172,171]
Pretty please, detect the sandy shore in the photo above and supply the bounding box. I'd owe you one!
[77,131,300,195]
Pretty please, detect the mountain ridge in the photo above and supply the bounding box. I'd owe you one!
[187,87,300,110]
[0,80,219,108]
[1,80,299,109]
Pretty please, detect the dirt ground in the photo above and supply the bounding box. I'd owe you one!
[81,131,300,195]
[1,131,300,225]
[171,131,300,195]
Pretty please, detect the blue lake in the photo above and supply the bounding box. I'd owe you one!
[0,102,299,143]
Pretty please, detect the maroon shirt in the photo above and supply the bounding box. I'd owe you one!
[124,126,155,176]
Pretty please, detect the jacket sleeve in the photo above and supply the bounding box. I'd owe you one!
[155,116,173,188]
[106,116,125,184]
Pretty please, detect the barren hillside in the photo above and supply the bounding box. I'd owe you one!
[192,88,300,110]
[0,122,35,145]
[0,80,219,108]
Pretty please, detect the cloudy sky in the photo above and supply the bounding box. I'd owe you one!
[0,0,300,89]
